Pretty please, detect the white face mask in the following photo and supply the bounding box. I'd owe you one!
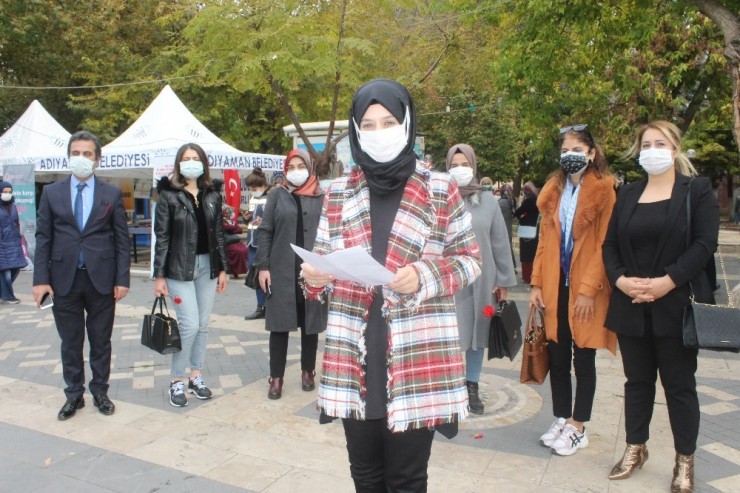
[0,192,12,202]
[354,107,410,163]
[287,169,309,187]
[449,166,474,187]
[69,155,95,179]
[250,189,265,198]
[639,148,674,175]
[180,161,204,180]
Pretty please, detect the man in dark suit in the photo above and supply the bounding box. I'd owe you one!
[32,131,131,420]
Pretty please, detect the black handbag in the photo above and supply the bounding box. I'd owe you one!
[683,249,740,353]
[244,266,260,290]
[681,182,740,353]
[141,295,182,355]
[487,300,523,361]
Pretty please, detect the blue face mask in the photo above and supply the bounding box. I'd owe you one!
[180,161,204,180]
[69,156,95,179]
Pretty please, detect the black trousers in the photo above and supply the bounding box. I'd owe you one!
[52,269,116,399]
[269,327,318,378]
[617,309,699,455]
[547,274,597,422]
[342,418,435,493]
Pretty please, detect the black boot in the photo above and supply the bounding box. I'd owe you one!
[245,305,266,320]
[467,380,484,415]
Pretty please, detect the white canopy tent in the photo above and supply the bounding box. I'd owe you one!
[0,100,71,176]
[99,85,284,179]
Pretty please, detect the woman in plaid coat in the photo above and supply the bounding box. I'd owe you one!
[302,79,481,492]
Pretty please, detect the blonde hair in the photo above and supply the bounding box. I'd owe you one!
[626,120,698,177]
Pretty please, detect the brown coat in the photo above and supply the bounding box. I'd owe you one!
[531,171,617,354]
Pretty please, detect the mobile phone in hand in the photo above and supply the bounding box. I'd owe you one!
[266,284,272,297]
[40,293,54,310]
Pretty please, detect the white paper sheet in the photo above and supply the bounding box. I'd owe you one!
[291,244,395,286]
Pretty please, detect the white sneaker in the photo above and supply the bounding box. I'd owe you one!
[539,417,566,447]
[551,423,588,456]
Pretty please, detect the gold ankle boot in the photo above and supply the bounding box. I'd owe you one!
[671,453,694,492]
[609,444,648,480]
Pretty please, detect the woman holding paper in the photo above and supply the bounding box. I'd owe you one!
[252,149,326,400]
[301,79,482,492]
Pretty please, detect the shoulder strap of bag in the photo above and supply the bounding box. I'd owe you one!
[686,178,692,249]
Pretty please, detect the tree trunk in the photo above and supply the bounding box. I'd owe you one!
[693,0,740,155]
[317,0,349,179]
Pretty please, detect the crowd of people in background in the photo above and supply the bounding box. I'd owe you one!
[4,77,722,493]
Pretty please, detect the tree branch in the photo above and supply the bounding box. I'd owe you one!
[266,70,318,159]
[678,73,710,133]
[319,0,349,177]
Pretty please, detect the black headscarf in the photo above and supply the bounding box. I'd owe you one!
[349,79,418,195]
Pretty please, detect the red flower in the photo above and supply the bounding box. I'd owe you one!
[173,297,182,304]
[482,304,496,318]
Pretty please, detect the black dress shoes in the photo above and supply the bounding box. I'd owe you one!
[93,394,115,415]
[58,396,85,421]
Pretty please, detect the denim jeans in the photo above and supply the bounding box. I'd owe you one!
[465,348,485,382]
[0,268,19,301]
[166,254,217,379]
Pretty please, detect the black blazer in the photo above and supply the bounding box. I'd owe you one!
[603,173,719,337]
[33,176,131,297]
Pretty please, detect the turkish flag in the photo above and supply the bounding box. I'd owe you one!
[223,169,241,220]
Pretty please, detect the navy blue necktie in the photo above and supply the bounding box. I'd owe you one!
[75,182,87,268]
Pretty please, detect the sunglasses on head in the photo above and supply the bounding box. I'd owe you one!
[559,124,588,135]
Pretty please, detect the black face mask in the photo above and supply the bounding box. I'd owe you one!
[559,152,589,175]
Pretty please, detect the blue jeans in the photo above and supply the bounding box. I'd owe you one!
[166,254,217,379]
[466,348,485,382]
[0,269,19,301]
[248,245,266,306]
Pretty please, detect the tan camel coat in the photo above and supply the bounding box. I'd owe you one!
[531,171,617,354]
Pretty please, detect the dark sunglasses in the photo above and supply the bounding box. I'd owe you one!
[559,124,588,135]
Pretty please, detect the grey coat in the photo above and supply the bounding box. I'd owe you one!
[455,191,517,351]
[253,187,327,334]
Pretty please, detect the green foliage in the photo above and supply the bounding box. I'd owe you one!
[422,93,526,182]
[1,0,738,185]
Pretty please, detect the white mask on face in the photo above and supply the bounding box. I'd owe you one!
[0,192,12,202]
[69,155,95,179]
[287,169,309,187]
[448,166,474,187]
[180,161,204,180]
[250,189,264,198]
[354,107,410,163]
[639,148,674,175]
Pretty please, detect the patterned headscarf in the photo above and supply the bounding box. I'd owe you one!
[283,148,322,196]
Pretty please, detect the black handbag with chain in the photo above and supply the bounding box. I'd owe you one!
[141,295,182,355]
[681,181,740,353]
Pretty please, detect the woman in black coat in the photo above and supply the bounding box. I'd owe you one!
[514,181,539,283]
[0,181,27,303]
[253,149,327,400]
[603,121,719,492]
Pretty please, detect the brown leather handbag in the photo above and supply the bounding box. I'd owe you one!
[520,306,549,384]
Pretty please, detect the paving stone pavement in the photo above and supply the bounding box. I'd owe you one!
[0,231,738,492]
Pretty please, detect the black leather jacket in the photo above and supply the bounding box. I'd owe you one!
[153,177,227,281]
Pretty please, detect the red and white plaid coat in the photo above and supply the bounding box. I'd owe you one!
[306,163,481,432]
